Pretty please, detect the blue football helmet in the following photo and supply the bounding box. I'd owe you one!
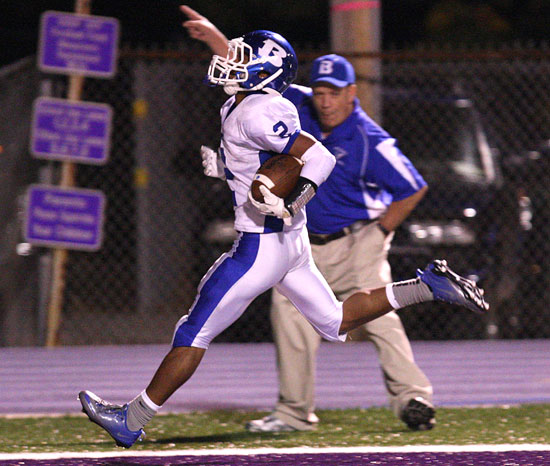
[207,30,298,95]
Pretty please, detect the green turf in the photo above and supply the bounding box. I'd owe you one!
[1,404,549,453]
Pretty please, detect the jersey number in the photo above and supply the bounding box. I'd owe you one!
[273,121,290,138]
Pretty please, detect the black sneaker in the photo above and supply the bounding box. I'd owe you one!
[401,397,436,431]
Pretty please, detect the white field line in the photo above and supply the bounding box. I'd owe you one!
[1,444,550,460]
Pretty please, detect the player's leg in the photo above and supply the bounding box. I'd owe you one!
[247,289,321,432]
[280,264,485,338]
[339,288,395,333]
[279,238,487,340]
[79,232,290,447]
[339,260,489,333]
[147,231,292,398]
[276,231,414,342]
[277,256,346,342]
[145,346,205,406]
[340,256,490,333]
[308,224,395,336]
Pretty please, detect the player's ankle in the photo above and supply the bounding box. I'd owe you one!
[386,278,433,309]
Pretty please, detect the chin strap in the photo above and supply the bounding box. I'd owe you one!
[224,70,284,95]
[284,176,318,216]
[223,84,240,95]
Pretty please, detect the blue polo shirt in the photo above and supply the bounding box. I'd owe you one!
[283,84,427,235]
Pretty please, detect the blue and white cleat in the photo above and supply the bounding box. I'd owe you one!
[418,260,489,314]
[78,390,144,448]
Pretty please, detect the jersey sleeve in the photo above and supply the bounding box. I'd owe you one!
[368,137,427,201]
[242,95,302,155]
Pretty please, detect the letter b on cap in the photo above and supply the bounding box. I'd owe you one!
[318,60,333,74]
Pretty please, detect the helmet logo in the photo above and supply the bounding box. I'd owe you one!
[258,39,286,67]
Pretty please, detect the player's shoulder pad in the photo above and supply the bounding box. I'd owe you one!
[242,91,300,137]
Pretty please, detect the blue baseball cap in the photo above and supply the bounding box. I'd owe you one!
[309,54,356,88]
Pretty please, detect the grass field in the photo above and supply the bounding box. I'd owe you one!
[1,404,549,454]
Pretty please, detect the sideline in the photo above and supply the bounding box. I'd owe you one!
[1,444,550,460]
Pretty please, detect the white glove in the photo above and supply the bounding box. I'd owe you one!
[201,145,226,179]
[248,185,292,224]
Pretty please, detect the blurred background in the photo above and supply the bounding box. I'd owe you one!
[2,0,550,65]
[1,0,549,346]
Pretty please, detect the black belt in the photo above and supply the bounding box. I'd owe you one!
[308,219,375,245]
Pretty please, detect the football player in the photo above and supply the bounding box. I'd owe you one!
[79,27,488,448]
[183,5,434,432]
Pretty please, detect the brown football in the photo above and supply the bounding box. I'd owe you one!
[251,154,303,202]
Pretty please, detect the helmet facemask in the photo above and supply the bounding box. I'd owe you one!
[207,38,252,95]
[207,35,289,95]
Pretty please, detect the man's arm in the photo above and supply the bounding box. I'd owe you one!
[377,186,428,234]
[180,5,229,56]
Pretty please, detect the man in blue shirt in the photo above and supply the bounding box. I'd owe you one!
[247,55,434,433]
[182,5,434,432]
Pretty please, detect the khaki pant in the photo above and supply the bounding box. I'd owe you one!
[271,221,433,430]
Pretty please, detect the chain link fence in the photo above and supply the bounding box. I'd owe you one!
[1,44,549,346]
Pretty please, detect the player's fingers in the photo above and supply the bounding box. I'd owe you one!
[180,5,204,20]
[182,22,202,36]
[259,185,272,196]
[258,185,275,203]
[200,145,214,159]
[247,191,262,208]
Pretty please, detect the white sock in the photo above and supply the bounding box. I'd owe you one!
[386,277,433,309]
[140,390,162,411]
[126,390,161,431]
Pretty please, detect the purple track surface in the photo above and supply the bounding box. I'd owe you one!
[2,341,550,465]
[2,451,550,465]
[1,340,549,414]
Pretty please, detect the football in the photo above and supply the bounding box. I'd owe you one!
[250,154,303,203]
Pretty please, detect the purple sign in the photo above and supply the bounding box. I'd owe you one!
[38,11,119,77]
[25,185,105,251]
[30,97,112,165]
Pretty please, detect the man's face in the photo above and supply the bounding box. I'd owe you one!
[311,83,356,132]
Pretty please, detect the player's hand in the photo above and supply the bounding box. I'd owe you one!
[201,145,226,179]
[180,5,213,40]
[248,186,292,225]
[180,5,229,56]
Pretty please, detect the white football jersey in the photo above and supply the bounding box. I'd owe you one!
[219,89,306,233]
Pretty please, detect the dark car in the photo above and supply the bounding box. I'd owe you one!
[383,91,539,339]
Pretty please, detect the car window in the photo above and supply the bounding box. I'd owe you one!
[383,93,499,186]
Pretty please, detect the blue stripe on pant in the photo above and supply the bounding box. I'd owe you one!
[172,233,260,347]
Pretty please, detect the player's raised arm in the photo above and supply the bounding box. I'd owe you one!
[180,5,229,56]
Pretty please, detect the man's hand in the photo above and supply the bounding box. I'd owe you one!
[201,145,225,179]
[248,186,292,224]
[180,5,229,56]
